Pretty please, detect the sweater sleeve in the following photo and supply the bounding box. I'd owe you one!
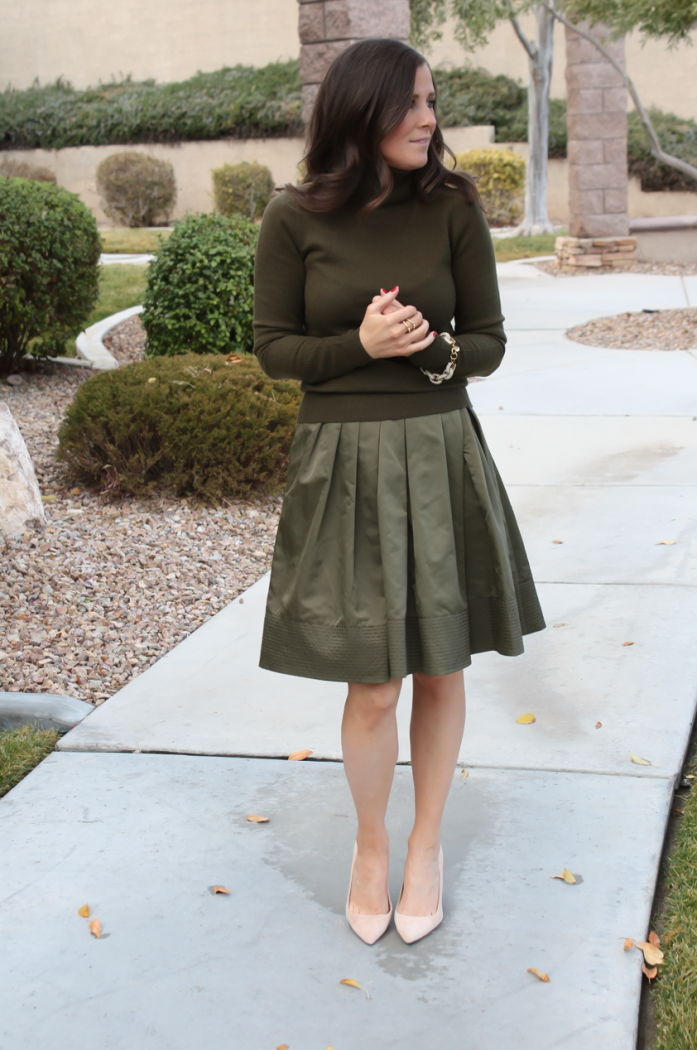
[253,194,373,383]
[407,200,506,379]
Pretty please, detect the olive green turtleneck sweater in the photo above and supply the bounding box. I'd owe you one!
[253,167,506,423]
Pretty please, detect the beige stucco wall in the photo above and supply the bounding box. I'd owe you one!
[8,135,694,226]
[1,1,696,124]
[0,0,299,89]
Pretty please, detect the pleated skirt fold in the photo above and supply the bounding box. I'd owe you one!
[259,406,545,683]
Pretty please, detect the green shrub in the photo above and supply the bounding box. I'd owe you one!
[141,212,258,357]
[96,151,176,227]
[435,66,525,134]
[455,148,526,226]
[0,178,101,374]
[0,62,303,150]
[213,161,275,220]
[627,108,697,192]
[57,354,302,500]
[0,157,56,181]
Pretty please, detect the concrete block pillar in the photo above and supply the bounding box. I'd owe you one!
[565,21,629,238]
[298,0,411,121]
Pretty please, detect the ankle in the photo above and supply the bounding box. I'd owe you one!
[407,834,440,860]
[356,829,389,855]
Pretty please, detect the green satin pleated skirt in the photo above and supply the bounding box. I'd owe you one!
[259,406,545,683]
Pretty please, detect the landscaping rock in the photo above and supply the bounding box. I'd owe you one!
[0,692,93,732]
[0,402,45,538]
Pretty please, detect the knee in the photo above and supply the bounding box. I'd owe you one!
[347,680,401,724]
[413,670,463,703]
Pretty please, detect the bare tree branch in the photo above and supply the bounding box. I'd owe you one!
[540,0,697,181]
[510,14,538,59]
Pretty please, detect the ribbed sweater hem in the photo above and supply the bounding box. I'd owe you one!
[296,385,472,424]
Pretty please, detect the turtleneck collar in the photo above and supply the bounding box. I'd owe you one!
[352,165,417,209]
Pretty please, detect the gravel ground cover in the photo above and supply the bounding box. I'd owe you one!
[1,368,278,706]
[567,306,697,351]
[536,260,697,277]
[102,314,147,364]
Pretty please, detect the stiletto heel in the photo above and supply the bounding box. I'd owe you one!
[394,846,444,944]
[345,842,392,945]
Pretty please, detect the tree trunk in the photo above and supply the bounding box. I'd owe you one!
[513,5,556,235]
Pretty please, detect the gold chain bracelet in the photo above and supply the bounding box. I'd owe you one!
[420,332,460,385]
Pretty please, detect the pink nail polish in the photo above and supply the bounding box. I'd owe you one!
[431,331,437,338]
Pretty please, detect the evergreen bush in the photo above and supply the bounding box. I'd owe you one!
[455,148,526,226]
[96,151,176,227]
[212,161,275,220]
[0,62,303,150]
[0,157,56,181]
[57,354,301,500]
[141,212,258,357]
[0,178,101,375]
[627,109,697,192]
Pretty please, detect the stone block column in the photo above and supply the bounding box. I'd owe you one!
[298,0,411,121]
[565,21,629,239]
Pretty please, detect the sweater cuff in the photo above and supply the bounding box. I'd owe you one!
[407,334,453,373]
[349,328,376,369]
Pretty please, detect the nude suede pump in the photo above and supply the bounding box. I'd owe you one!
[345,843,393,945]
[394,846,444,944]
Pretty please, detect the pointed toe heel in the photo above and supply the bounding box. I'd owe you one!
[394,846,444,945]
[345,843,392,946]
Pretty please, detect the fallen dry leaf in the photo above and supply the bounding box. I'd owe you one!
[77,904,90,918]
[527,967,550,982]
[636,941,665,966]
[288,749,313,761]
[277,1045,289,1049]
[630,752,652,766]
[553,622,567,627]
[246,814,269,823]
[69,487,81,495]
[551,867,577,884]
[623,641,634,647]
[642,963,658,981]
[147,377,157,384]
[340,978,370,999]
[596,722,602,729]
[656,540,676,545]
[649,931,661,948]
[624,938,634,951]
[461,768,469,779]
[552,539,563,544]
[212,886,231,894]
[225,354,242,364]
[89,918,102,938]
[516,712,536,724]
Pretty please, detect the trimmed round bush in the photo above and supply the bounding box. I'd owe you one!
[96,150,177,227]
[454,148,526,226]
[628,109,697,193]
[0,158,56,182]
[0,177,101,374]
[141,212,258,357]
[212,161,275,220]
[57,353,301,501]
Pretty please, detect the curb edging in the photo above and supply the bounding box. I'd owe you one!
[75,305,143,370]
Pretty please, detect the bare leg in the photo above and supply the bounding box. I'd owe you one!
[399,670,466,916]
[341,679,402,913]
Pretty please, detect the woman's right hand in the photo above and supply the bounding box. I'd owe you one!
[359,286,436,359]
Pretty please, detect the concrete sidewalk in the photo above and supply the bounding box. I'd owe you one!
[2,270,696,1049]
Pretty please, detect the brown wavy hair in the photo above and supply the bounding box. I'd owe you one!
[287,38,481,215]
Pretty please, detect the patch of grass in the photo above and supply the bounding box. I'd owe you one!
[646,741,697,1049]
[493,233,559,262]
[0,724,59,798]
[100,228,171,254]
[64,264,147,357]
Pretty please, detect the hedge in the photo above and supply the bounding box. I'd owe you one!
[455,148,525,225]
[0,61,303,150]
[57,354,302,500]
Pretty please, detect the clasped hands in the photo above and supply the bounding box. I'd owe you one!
[359,285,437,360]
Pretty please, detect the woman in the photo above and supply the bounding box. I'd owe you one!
[253,38,545,946]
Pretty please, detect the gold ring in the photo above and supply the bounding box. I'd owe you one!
[402,318,416,333]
